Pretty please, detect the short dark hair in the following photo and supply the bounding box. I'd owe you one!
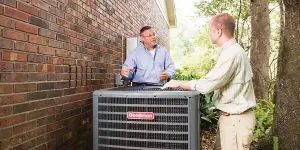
[140,26,152,36]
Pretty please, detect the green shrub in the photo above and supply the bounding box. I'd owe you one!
[174,68,218,131]
[199,93,219,131]
[253,99,275,141]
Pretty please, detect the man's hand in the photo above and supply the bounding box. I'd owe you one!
[121,66,134,77]
[160,71,169,81]
[161,80,181,89]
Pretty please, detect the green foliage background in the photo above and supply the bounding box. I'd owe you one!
[171,0,278,142]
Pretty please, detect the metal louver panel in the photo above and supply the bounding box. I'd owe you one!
[93,86,201,150]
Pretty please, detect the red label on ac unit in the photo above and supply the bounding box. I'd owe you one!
[127,112,155,120]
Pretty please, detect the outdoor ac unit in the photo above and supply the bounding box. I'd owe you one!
[93,86,201,150]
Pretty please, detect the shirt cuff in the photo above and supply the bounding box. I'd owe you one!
[189,80,198,90]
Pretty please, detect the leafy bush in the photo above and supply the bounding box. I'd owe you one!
[174,67,218,131]
[253,99,275,141]
[199,93,219,131]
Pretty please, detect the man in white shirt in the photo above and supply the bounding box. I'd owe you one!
[162,13,256,150]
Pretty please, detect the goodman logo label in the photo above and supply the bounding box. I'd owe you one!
[127,112,155,120]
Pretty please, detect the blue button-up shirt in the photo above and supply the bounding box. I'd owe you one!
[123,43,176,85]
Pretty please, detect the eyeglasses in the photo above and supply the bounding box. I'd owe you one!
[142,34,156,38]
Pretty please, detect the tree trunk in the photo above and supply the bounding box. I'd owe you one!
[250,0,270,100]
[274,0,300,149]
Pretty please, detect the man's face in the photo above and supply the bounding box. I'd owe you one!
[208,22,220,44]
[141,29,157,48]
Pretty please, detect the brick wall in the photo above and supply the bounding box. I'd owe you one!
[0,0,170,149]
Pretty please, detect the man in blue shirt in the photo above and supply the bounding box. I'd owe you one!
[121,26,175,86]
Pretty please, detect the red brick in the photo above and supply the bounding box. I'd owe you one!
[34,99,54,109]
[35,140,47,149]
[0,93,26,106]
[14,62,28,72]
[15,41,38,53]
[12,120,36,135]
[9,132,28,146]
[19,0,30,2]
[2,29,28,41]
[38,9,56,23]
[54,65,65,73]
[28,34,49,45]
[12,139,36,150]
[47,73,56,81]
[62,73,70,80]
[28,63,36,72]
[38,46,56,55]
[0,15,15,28]
[17,1,38,16]
[76,86,87,93]
[35,125,47,136]
[54,81,69,89]
[0,113,26,128]
[28,73,47,81]
[0,73,28,83]
[56,17,70,28]
[43,0,57,7]
[0,4,4,14]
[48,57,64,64]
[0,38,14,49]
[0,61,14,72]
[0,127,12,140]
[31,0,50,11]
[39,28,56,39]
[36,64,48,72]
[0,106,12,117]
[64,28,77,37]
[47,64,54,72]
[16,21,38,34]
[1,0,17,7]
[28,54,47,63]
[29,16,49,29]
[48,39,64,49]
[27,108,49,120]
[49,22,64,33]
[28,34,40,43]
[56,49,70,57]
[70,37,83,46]
[47,90,63,98]
[27,43,39,53]
[0,84,13,94]
[64,43,76,52]
[2,51,27,61]
[13,102,35,114]
[76,32,89,41]
[4,6,29,22]
[56,33,70,42]
[15,83,37,93]
[70,51,80,59]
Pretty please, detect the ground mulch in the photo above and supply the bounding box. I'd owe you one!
[201,130,217,150]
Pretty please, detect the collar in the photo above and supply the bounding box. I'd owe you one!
[139,42,160,50]
[220,38,236,51]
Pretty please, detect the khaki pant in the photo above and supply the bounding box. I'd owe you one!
[213,110,255,150]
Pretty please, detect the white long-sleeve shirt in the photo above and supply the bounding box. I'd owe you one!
[189,39,256,114]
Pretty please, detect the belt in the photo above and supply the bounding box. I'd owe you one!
[132,82,159,86]
[219,108,254,116]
